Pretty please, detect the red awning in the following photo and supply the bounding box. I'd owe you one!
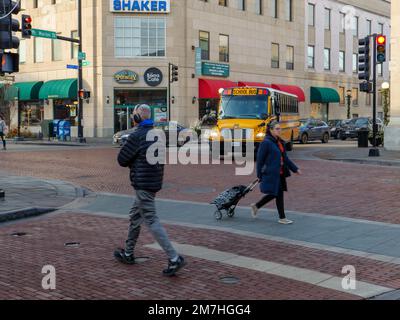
[270,84,305,102]
[199,79,237,99]
[237,81,270,88]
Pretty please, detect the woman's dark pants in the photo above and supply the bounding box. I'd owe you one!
[255,175,286,219]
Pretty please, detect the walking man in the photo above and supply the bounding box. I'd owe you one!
[0,115,7,150]
[114,104,186,276]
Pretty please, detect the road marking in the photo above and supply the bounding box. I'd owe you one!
[145,242,392,299]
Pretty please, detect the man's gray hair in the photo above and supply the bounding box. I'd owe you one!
[135,104,152,120]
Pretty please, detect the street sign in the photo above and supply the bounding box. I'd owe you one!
[195,47,202,76]
[67,64,79,70]
[31,29,57,39]
[78,52,86,60]
[82,61,90,67]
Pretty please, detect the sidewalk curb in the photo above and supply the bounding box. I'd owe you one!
[0,207,56,223]
[330,158,400,167]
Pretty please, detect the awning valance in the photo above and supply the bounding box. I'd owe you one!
[237,81,270,88]
[14,81,44,101]
[270,84,306,102]
[310,87,340,103]
[39,78,77,100]
[199,79,237,99]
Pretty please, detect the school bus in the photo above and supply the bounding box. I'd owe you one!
[208,87,300,155]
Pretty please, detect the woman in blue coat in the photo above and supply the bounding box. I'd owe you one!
[251,121,302,224]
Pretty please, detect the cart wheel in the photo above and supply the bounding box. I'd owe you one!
[227,208,235,218]
[214,210,223,221]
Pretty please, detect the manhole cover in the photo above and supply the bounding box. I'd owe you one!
[135,257,150,264]
[64,242,81,248]
[11,232,27,237]
[220,276,240,284]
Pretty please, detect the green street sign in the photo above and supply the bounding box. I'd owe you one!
[82,61,90,67]
[78,52,86,60]
[31,28,57,39]
[202,62,230,77]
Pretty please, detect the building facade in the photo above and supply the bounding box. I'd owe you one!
[3,0,390,138]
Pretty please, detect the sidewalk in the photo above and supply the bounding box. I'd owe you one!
[8,137,112,147]
[0,174,84,222]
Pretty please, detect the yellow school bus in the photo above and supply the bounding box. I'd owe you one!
[208,87,300,155]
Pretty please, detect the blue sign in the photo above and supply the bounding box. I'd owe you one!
[67,64,79,70]
[195,47,202,77]
[110,0,170,13]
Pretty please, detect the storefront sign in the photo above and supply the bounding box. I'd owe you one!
[195,47,202,76]
[202,62,230,78]
[114,70,139,84]
[144,68,163,87]
[110,0,170,13]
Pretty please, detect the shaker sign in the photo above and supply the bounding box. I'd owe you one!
[111,0,170,13]
[144,68,163,87]
[114,70,139,84]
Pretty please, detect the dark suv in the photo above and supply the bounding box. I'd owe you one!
[341,117,383,140]
[299,119,330,144]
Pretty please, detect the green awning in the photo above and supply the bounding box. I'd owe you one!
[310,87,340,103]
[4,85,18,101]
[14,81,44,101]
[39,78,77,100]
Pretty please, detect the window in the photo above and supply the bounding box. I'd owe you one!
[255,0,262,15]
[339,86,345,105]
[353,53,358,73]
[339,51,345,72]
[352,16,359,37]
[308,45,315,68]
[19,40,26,64]
[271,0,278,18]
[219,34,229,62]
[199,31,210,60]
[340,12,345,33]
[377,64,383,77]
[367,19,372,35]
[52,39,63,61]
[114,17,166,58]
[352,88,359,106]
[219,0,228,6]
[379,23,384,34]
[308,3,315,26]
[366,93,371,106]
[71,30,79,59]
[34,37,43,63]
[271,43,279,68]
[325,8,331,30]
[285,0,292,21]
[324,48,331,70]
[286,45,294,70]
[238,0,245,10]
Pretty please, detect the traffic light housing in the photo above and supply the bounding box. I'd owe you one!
[0,0,21,49]
[171,64,178,83]
[21,14,32,39]
[376,35,386,64]
[358,37,371,82]
[79,89,90,100]
[0,52,19,74]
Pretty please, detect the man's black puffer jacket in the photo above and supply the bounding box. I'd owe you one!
[117,121,164,193]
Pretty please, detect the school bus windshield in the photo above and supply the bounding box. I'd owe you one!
[218,95,268,120]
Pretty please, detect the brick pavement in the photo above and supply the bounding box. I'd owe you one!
[0,212,367,300]
[1,147,400,224]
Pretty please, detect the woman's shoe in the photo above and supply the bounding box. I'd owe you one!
[278,218,293,225]
[251,204,259,218]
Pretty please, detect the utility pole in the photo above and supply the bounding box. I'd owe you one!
[77,0,85,143]
[369,34,379,157]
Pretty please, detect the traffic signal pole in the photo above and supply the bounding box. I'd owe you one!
[77,0,85,143]
[370,34,379,157]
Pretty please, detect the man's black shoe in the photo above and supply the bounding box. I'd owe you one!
[163,256,186,277]
[114,248,135,265]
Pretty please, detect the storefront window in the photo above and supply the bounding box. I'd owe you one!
[53,99,77,126]
[114,89,167,133]
[20,102,44,127]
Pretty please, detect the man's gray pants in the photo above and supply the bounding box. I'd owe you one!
[125,189,178,260]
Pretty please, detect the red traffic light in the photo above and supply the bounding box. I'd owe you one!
[24,16,32,24]
[377,35,386,45]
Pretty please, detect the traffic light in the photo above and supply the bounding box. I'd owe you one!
[376,35,386,64]
[21,14,32,39]
[171,64,178,83]
[0,52,19,74]
[358,37,371,82]
[79,89,90,100]
[0,0,21,49]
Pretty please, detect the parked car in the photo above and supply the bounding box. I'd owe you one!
[341,117,383,140]
[298,119,330,144]
[328,119,343,139]
[113,122,189,147]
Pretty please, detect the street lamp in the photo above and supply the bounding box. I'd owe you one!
[381,82,390,90]
[346,90,352,119]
